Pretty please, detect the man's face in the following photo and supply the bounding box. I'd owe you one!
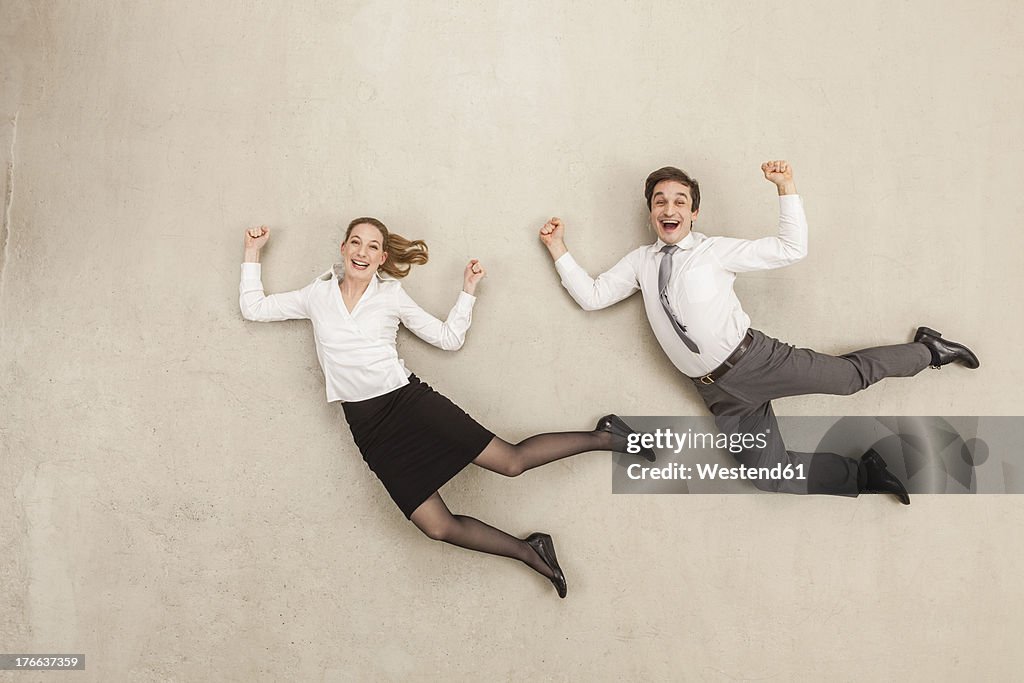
[649,180,699,245]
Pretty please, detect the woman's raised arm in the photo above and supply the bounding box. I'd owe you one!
[397,259,484,350]
[238,226,313,322]
[243,225,269,262]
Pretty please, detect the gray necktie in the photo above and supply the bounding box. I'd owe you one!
[658,244,701,354]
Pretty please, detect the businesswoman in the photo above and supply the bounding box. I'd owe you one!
[238,218,653,598]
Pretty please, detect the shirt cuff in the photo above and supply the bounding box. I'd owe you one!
[241,262,262,278]
[456,290,476,308]
[779,194,803,208]
[553,251,579,275]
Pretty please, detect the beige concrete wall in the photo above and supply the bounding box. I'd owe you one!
[2,1,1022,680]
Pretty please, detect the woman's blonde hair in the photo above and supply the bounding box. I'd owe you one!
[344,217,428,279]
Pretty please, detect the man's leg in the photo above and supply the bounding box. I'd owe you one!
[698,384,860,496]
[725,331,932,405]
[699,330,930,501]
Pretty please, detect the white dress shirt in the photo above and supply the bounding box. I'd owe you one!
[554,194,808,377]
[239,262,476,402]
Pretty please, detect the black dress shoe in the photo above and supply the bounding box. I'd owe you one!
[914,326,980,369]
[595,414,656,462]
[859,449,911,505]
[524,532,567,598]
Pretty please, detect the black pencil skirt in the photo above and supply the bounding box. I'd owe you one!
[341,374,495,518]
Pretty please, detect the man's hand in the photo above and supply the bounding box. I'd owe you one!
[761,160,797,195]
[463,259,486,295]
[539,217,568,260]
[243,225,269,263]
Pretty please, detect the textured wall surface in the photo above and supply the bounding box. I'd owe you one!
[2,2,1023,680]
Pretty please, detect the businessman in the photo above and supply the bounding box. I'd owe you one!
[539,161,979,504]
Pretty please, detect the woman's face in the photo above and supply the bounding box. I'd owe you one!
[340,223,388,280]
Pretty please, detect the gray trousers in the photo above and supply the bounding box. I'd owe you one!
[691,329,931,496]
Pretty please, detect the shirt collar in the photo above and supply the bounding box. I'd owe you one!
[650,231,699,253]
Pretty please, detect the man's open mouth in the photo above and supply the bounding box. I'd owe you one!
[661,220,680,231]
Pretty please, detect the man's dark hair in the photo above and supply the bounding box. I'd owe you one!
[644,167,700,211]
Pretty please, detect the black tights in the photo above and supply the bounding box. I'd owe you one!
[409,429,623,580]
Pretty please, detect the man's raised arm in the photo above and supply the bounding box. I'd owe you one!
[538,216,640,311]
[712,160,809,273]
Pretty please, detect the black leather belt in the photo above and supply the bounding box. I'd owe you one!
[693,329,755,385]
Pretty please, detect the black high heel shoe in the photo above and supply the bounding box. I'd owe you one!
[595,414,656,462]
[524,532,567,599]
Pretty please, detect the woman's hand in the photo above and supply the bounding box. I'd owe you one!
[243,225,269,263]
[463,259,486,295]
[245,225,270,249]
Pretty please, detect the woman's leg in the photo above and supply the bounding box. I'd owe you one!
[472,429,622,477]
[409,492,553,579]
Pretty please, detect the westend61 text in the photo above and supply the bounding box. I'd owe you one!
[626,462,807,481]
[626,428,769,455]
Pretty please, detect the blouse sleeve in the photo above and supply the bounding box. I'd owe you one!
[395,283,476,351]
[238,262,314,321]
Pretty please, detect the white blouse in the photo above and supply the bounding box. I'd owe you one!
[239,262,476,402]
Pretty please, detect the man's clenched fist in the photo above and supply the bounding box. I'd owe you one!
[761,160,797,195]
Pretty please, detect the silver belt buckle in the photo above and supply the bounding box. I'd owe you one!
[699,374,715,385]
